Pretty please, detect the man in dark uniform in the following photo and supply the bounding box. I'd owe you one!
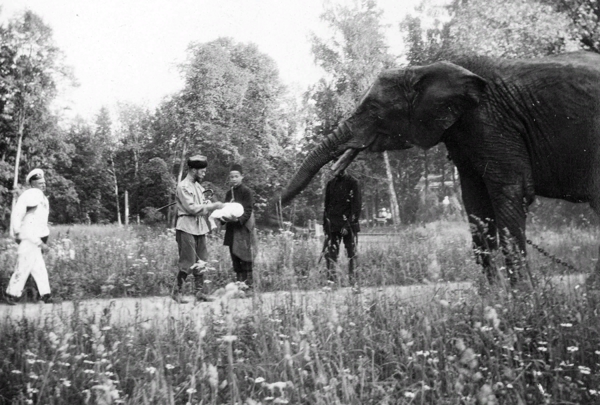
[174,155,223,303]
[221,163,256,289]
[323,170,362,285]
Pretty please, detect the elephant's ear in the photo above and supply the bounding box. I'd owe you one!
[411,62,487,147]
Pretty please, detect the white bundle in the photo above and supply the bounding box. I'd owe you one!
[209,202,244,221]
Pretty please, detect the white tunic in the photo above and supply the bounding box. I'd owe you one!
[11,188,50,245]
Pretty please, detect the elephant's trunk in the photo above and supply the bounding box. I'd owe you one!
[280,122,353,205]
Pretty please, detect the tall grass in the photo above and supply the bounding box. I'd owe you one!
[0,221,599,404]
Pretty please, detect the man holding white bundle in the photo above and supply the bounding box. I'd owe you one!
[5,168,53,305]
[174,155,224,303]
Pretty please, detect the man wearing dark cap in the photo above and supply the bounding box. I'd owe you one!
[174,155,223,303]
[221,163,257,289]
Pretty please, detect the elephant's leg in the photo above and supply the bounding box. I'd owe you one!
[487,183,528,286]
[459,172,499,283]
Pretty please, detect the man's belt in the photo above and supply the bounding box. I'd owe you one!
[177,213,196,218]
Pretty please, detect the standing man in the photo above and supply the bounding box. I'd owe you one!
[5,169,52,305]
[222,164,256,289]
[174,155,223,303]
[323,170,362,286]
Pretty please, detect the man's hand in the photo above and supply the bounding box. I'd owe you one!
[41,243,50,254]
[221,215,238,223]
[340,227,348,236]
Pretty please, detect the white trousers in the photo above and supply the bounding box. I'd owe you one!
[6,240,50,298]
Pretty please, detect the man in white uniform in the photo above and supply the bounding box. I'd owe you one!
[5,168,52,305]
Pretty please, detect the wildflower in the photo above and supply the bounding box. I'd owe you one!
[145,367,157,375]
[254,377,265,384]
[83,369,95,374]
[61,379,71,387]
[484,306,500,329]
[101,326,112,331]
[207,364,218,389]
[560,323,573,328]
[27,359,35,365]
[567,346,579,353]
[439,299,449,307]
[404,392,416,398]
[349,322,356,327]
[590,389,599,396]
[537,346,548,352]
[222,335,237,343]
[28,373,39,380]
[165,364,175,370]
[11,370,22,375]
[578,366,591,375]
[274,399,289,404]
[186,388,197,394]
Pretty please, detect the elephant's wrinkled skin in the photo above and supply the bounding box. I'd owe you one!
[280,51,600,284]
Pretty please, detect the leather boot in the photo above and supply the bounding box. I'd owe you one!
[171,271,189,304]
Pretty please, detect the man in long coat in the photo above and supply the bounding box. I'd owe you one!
[222,164,256,288]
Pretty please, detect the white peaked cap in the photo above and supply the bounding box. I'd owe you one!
[26,168,44,183]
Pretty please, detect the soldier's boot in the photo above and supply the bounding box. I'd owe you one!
[171,271,189,304]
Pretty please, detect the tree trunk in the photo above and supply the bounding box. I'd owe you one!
[11,113,25,210]
[383,151,400,226]
[424,149,429,201]
[177,138,188,183]
[125,190,129,226]
[111,158,122,226]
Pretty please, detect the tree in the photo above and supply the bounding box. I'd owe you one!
[154,38,297,219]
[307,0,401,225]
[0,11,72,202]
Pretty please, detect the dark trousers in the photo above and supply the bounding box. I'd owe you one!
[175,230,208,293]
[229,246,253,287]
[324,231,357,284]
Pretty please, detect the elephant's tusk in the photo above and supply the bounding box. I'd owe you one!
[331,148,360,175]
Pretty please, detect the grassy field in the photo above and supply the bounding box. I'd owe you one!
[0,221,599,404]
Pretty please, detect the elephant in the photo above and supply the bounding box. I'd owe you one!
[278,50,600,285]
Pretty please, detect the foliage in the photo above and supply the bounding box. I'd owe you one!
[305,0,416,224]
[542,0,600,52]
[0,222,598,403]
[0,10,76,229]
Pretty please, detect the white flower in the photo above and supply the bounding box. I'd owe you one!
[404,392,416,398]
[578,366,591,375]
[186,388,197,394]
[560,323,573,328]
[222,335,238,343]
[165,364,175,370]
[145,367,157,375]
[254,377,265,384]
[567,346,579,353]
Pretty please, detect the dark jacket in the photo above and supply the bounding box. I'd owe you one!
[224,183,256,261]
[323,173,362,234]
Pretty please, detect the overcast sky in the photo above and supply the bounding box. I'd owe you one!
[2,0,422,121]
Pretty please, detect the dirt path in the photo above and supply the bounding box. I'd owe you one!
[0,274,587,327]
